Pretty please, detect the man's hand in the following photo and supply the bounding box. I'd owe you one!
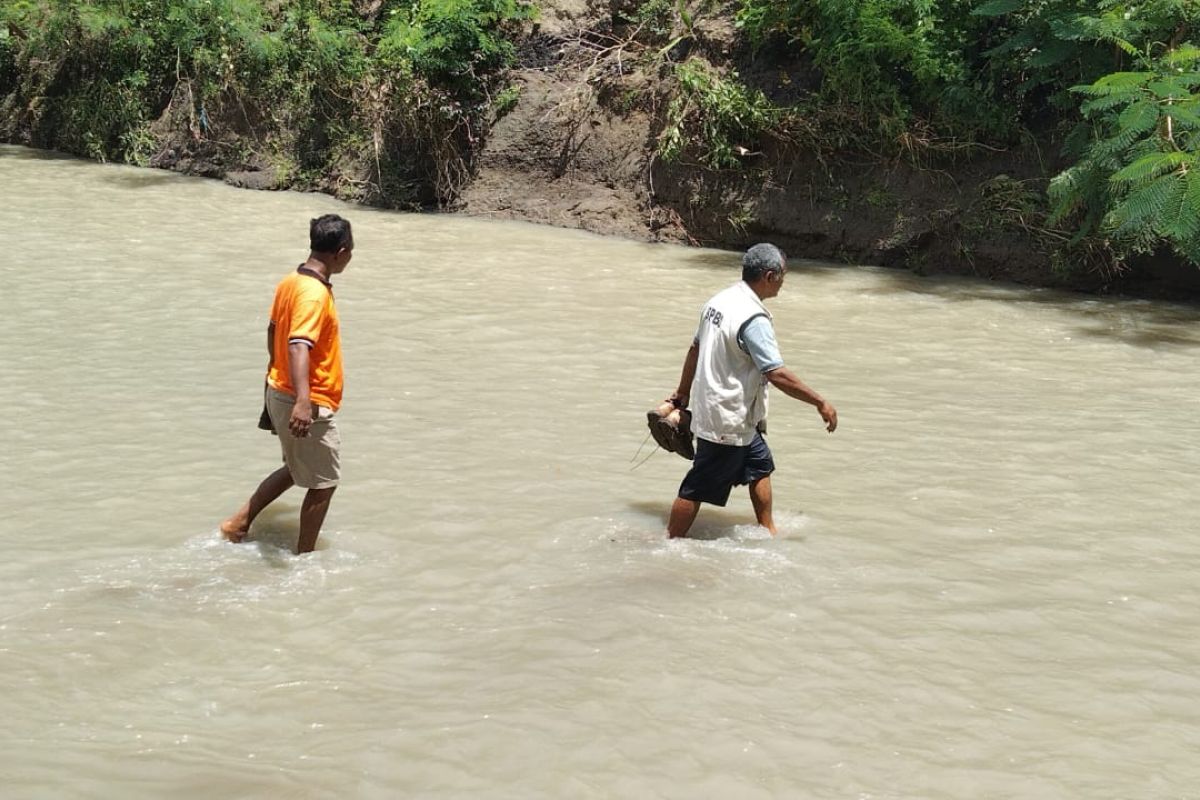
[818,401,837,433]
[286,340,314,437]
[764,367,838,432]
[289,400,313,438]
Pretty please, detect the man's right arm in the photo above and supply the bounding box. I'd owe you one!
[287,342,314,437]
[671,340,700,408]
[283,297,324,437]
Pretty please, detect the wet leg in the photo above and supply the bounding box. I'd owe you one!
[667,496,701,538]
[296,486,336,554]
[749,477,777,535]
[221,466,294,542]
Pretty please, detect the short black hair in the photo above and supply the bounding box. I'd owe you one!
[310,214,353,253]
[742,243,786,282]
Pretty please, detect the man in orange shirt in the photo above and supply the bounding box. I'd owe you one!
[221,214,354,553]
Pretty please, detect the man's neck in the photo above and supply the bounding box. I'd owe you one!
[745,279,770,300]
[302,254,332,281]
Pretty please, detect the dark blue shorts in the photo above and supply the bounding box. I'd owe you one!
[677,433,775,507]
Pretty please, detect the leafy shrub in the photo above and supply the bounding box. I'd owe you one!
[0,0,302,159]
[629,0,677,39]
[735,0,999,136]
[378,0,535,95]
[658,59,778,169]
[0,0,536,204]
[1051,45,1200,264]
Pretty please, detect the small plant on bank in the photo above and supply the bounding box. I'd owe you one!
[491,83,521,119]
[658,59,778,169]
[629,0,677,39]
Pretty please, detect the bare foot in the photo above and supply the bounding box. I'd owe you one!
[220,518,248,543]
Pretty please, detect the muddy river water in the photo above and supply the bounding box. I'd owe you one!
[3,145,1199,798]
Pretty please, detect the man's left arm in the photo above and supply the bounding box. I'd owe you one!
[742,317,836,432]
[765,368,837,432]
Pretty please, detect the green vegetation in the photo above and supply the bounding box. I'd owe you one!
[2,0,1196,273]
[659,60,778,169]
[735,0,996,137]
[378,0,535,94]
[650,0,1199,270]
[984,0,1200,266]
[1050,39,1200,264]
[0,0,534,203]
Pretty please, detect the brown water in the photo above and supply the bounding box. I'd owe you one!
[3,145,1200,798]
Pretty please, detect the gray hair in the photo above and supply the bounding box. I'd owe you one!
[742,243,786,282]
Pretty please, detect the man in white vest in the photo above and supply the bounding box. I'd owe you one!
[664,243,837,538]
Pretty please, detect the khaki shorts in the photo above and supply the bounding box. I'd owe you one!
[267,387,341,489]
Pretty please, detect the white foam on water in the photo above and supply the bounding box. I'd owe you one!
[54,530,368,614]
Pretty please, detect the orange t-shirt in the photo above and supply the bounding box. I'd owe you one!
[266,268,344,411]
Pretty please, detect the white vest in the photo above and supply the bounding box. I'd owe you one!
[690,281,772,446]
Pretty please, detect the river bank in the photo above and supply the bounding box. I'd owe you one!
[4,0,1197,299]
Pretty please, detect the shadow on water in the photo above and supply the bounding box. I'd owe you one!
[0,144,197,190]
[97,169,189,190]
[679,248,743,272]
[681,245,1200,351]
[867,270,1200,349]
[0,144,83,162]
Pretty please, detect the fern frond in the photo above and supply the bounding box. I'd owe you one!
[1078,72,1154,94]
[1172,234,1200,265]
[1048,164,1101,224]
[1148,79,1195,100]
[1114,38,1141,59]
[1117,99,1160,132]
[1109,173,1183,238]
[1166,105,1200,130]
[1161,168,1200,243]
[1190,166,1200,201]
[1050,15,1093,42]
[1165,45,1200,67]
[1059,12,1143,46]
[1110,151,1189,187]
[1091,128,1147,160]
[1079,92,1140,115]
